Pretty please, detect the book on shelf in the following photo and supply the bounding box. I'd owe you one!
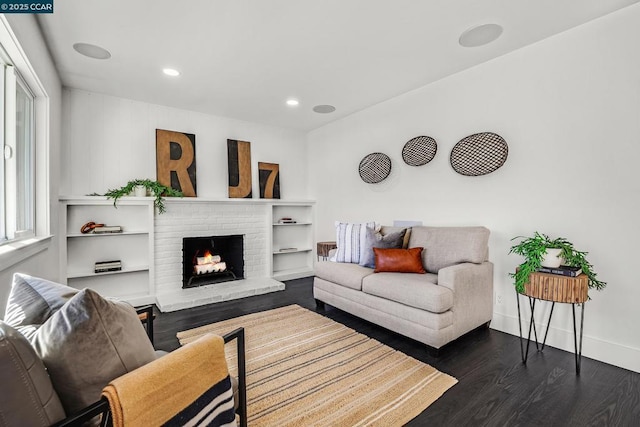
[537,265,583,277]
[95,260,122,272]
[93,225,123,234]
[95,266,122,273]
[278,247,298,252]
[278,218,297,224]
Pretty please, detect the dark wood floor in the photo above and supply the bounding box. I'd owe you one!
[154,278,639,427]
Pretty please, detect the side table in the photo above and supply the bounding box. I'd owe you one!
[516,271,588,374]
[317,241,337,261]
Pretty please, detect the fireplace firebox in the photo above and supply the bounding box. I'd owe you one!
[182,235,244,288]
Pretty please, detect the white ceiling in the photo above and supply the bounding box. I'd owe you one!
[37,0,639,131]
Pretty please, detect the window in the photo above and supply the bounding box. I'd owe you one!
[1,53,35,244]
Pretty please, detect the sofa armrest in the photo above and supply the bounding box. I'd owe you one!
[437,262,494,338]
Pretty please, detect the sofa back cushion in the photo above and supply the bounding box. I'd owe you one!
[408,226,490,273]
[0,321,66,426]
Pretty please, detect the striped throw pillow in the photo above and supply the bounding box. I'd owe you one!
[334,221,376,263]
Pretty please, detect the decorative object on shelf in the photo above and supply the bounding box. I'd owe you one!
[277,217,297,224]
[258,162,280,199]
[133,185,147,197]
[80,221,105,234]
[450,132,508,176]
[156,129,197,197]
[509,232,606,295]
[358,153,392,184]
[227,139,252,198]
[402,136,437,166]
[103,179,183,214]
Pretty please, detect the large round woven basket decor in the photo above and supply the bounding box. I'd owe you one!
[402,136,437,166]
[450,132,508,176]
[359,152,392,183]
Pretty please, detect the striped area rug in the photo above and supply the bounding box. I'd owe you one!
[177,305,457,426]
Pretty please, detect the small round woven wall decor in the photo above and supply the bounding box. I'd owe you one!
[402,136,437,166]
[450,132,508,176]
[359,152,392,184]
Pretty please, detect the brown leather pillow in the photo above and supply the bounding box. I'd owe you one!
[373,247,426,273]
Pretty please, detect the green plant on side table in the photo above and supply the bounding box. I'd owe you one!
[103,179,183,214]
[509,232,606,294]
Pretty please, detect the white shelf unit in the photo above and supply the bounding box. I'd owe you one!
[270,202,315,281]
[60,197,156,306]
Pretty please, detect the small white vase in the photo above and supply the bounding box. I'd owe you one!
[541,248,564,268]
[133,185,147,197]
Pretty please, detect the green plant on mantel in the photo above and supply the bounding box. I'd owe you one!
[103,179,183,214]
[509,232,606,294]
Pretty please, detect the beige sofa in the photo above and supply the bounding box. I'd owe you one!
[313,226,493,350]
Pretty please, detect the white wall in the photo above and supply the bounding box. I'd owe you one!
[0,16,62,315]
[308,5,640,372]
[60,89,308,200]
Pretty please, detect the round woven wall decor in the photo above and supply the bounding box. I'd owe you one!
[450,132,508,176]
[359,152,392,184]
[402,136,437,166]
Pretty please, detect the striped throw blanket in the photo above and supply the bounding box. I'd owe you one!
[102,334,235,426]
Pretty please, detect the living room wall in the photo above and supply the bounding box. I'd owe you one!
[0,16,62,315]
[308,5,640,372]
[60,89,308,199]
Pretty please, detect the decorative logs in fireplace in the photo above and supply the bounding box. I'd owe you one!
[183,235,244,288]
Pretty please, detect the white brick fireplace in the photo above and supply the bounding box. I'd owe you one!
[154,199,285,311]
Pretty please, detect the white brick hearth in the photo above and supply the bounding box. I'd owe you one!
[154,199,285,311]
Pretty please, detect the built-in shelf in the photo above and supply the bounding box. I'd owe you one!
[67,265,150,279]
[60,197,155,306]
[273,248,312,255]
[270,202,314,280]
[67,231,149,238]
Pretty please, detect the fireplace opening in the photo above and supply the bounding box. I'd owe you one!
[182,235,244,288]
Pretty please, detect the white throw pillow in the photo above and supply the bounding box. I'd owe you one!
[334,221,377,263]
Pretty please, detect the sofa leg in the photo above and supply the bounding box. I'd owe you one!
[315,299,325,309]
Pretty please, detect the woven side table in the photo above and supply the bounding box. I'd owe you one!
[517,271,588,374]
[317,241,337,261]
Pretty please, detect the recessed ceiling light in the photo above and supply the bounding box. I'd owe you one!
[313,104,336,114]
[286,99,299,107]
[163,68,180,77]
[73,42,111,60]
[459,24,503,47]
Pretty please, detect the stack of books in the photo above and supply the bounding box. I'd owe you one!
[278,217,297,224]
[93,225,123,234]
[95,260,122,273]
[537,265,582,277]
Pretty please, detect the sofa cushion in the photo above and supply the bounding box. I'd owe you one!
[31,288,157,415]
[362,273,453,313]
[359,227,406,268]
[334,221,376,263]
[409,226,490,273]
[373,247,426,274]
[0,321,66,426]
[314,261,374,291]
[4,273,78,328]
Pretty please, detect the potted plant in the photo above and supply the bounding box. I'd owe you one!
[509,232,606,294]
[103,179,183,214]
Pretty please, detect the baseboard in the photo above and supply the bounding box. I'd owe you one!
[490,311,640,373]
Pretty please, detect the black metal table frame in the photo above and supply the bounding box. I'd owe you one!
[516,292,585,375]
